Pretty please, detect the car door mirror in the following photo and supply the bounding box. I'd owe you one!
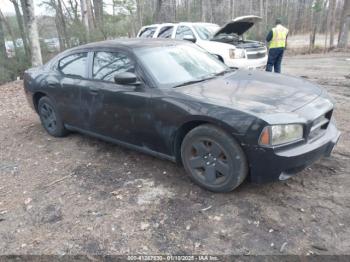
[183,35,196,43]
[114,72,141,86]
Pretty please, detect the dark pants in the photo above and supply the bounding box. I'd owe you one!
[266,48,284,73]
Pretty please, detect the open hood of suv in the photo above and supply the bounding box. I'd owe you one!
[213,15,262,36]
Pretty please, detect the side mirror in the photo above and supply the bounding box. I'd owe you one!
[114,72,141,86]
[183,35,196,43]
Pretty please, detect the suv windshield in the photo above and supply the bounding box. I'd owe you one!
[193,24,220,40]
[135,44,229,88]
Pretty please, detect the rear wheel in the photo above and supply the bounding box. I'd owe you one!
[181,124,247,192]
[38,96,68,137]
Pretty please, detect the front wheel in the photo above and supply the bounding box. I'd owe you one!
[38,96,68,137]
[181,124,248,192]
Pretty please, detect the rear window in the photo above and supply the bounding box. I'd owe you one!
[139,27,157,38]
[58,53,87,78]
[157,26,174,38]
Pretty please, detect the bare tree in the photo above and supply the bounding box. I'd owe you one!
[329,0,337,48]
[324,0,330,51]
[80,0,90,41]
[136,0,144,29]
[229,0,235,20]
[153,0,163,23]
[44,0,69,50]
[201,0,207,22]
[0,10,7,60]
[10,0,30,58]
[309,0,323,52]
[22,0,42,66]
[338,0,350,48]
[93,0,104,28]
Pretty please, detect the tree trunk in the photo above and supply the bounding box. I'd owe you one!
[324,0,330,51]
[136,0,143,28]
[11,0,30,58]
[20,0,30,47]
[22,0,42,66]
[86,0,95,30]
[0,13,7,60]
[338,0,350,48]
[80,0,90,42]
[265,0,268,25]
[329,0,337,48]
[153,0,162,23]
[229,0,234,20]
[201,0,206,22]
[309,4,320,52]
[93,0,103,27]
[57,0,69,49]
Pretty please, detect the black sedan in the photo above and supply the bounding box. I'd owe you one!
[23,39,340,192]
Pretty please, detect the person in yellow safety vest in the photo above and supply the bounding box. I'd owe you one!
[265,18,289,73]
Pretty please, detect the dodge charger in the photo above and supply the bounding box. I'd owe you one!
[23,39,340,192]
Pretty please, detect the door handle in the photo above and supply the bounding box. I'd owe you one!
[88,87,99,95]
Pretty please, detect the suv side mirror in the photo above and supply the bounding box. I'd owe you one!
[183,35,196,43]
[114,72,141,86]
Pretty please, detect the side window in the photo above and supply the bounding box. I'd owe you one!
[93,51,135,82]
[58,53,87,78]
[175,26,195,40]
[139,27,157,38]
[157,26,174,38]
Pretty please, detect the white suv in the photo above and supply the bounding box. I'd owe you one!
[136,16,267,69]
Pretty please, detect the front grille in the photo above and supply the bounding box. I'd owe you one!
[247,51,266,59]
[308,110,332,140]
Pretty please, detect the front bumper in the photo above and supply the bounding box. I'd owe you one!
[245,122,340,184]
[225,56,268,69]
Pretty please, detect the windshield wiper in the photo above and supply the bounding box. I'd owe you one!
[173,75,216,88]
[172,69,234,88]
[214,68,235,76]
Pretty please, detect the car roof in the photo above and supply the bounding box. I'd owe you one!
[60,38,188,53]
[141,22,219,28]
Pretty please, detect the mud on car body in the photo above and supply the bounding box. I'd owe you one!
[23,39,340,192]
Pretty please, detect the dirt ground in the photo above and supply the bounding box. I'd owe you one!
[0,52,349,256]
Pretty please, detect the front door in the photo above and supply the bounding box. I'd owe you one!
[80,50,154,147]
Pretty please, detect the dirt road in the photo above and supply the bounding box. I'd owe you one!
[0,52,349,255]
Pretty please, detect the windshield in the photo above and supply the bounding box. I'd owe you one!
[135,44,228,88]
[193,24,220,40]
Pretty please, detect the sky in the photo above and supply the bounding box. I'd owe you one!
[0,0,115,16]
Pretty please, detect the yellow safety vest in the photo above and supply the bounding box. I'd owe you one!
[269,25,289,49]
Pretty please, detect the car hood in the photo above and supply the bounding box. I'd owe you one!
[213,15,262,36]
[174,70,322,115]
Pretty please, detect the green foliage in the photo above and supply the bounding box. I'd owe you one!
[312,0,324,13]
[0,53,30,85]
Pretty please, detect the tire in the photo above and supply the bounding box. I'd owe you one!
[38,96,68,137]
[181,124,248,193]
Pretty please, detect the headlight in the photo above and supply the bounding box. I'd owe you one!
[259,124,304,146]
[229,49,245,59]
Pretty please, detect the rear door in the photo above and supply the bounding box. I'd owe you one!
[80,49,154,146]
[48,52,89,127]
